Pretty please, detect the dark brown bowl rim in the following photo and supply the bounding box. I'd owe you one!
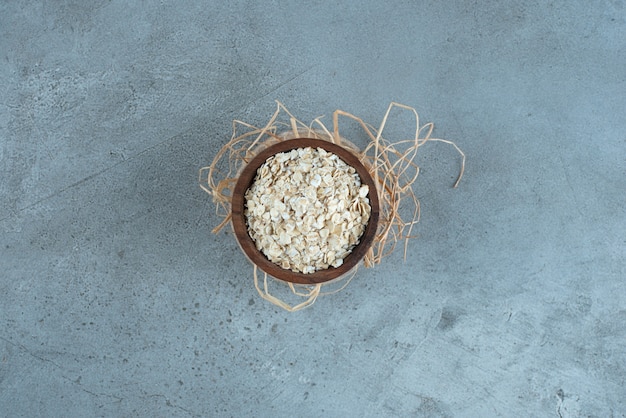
[231,138,380,285]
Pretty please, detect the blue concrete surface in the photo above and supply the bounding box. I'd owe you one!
[1,1,625,416]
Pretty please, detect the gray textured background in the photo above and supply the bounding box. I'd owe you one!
[1,1,625,417]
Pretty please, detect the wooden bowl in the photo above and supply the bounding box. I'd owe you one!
[231,138,380,285]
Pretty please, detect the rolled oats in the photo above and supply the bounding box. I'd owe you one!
[244,147,372,273]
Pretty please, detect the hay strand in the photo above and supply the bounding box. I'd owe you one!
[199,101,465,310]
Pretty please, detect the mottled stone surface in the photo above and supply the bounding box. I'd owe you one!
[1,1,624,416]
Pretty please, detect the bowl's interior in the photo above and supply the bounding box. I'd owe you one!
[231,138,380,285]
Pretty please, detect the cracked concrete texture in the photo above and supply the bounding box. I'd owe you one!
[1,1,625,417]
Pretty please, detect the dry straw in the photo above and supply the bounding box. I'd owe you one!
[199,101,465,311]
